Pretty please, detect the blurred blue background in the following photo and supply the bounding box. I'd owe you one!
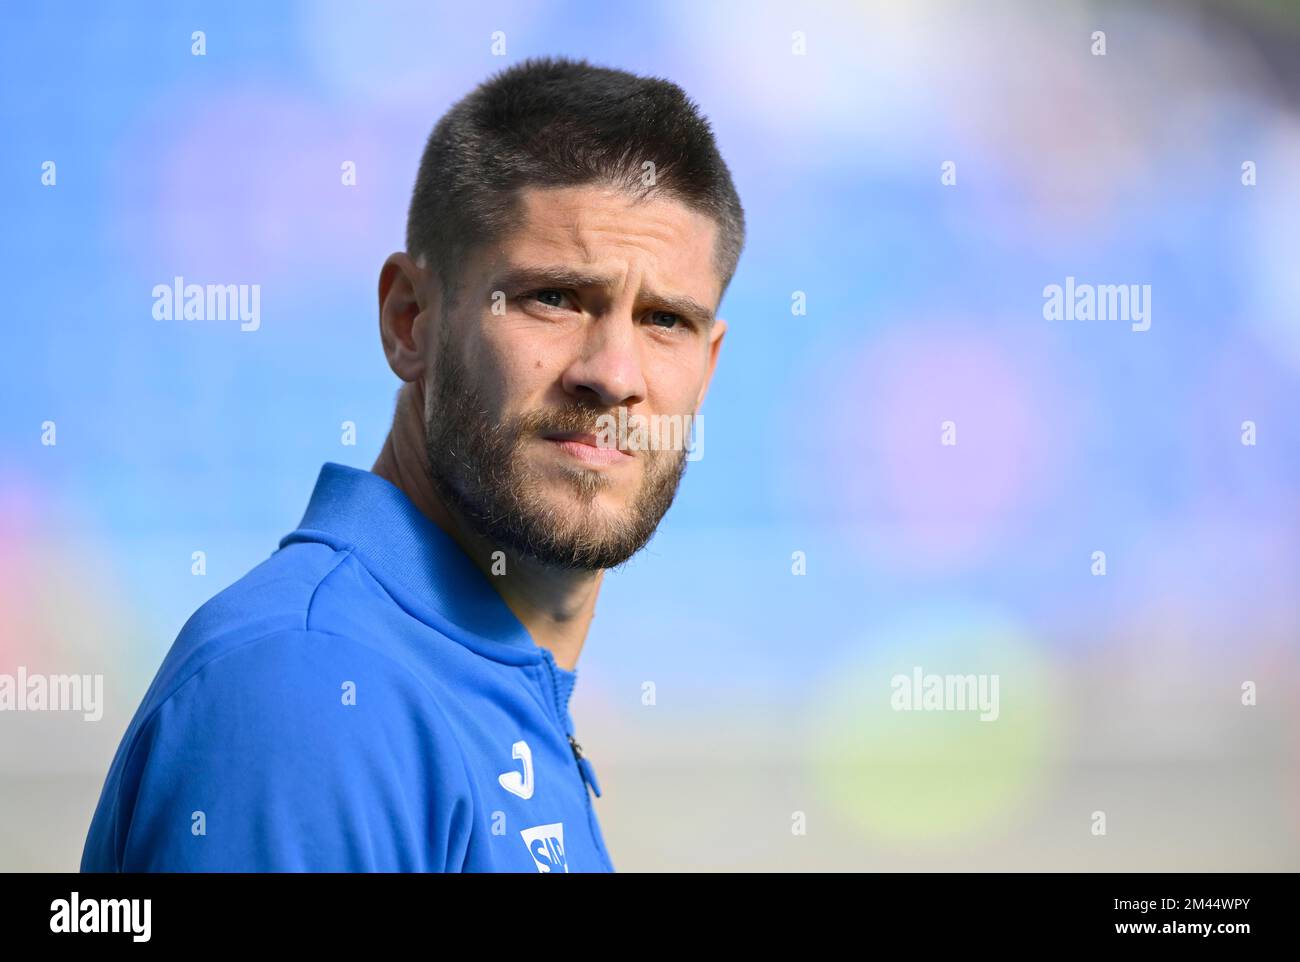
[2,0,1298,870]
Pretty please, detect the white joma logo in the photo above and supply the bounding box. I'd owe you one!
[498,739,534,799]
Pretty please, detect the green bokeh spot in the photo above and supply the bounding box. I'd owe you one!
[804,609,1056,844]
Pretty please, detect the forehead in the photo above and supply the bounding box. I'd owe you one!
[497,184,722,304]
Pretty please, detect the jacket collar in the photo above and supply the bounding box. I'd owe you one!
[280,462,550,669]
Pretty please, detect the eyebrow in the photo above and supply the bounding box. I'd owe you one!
[492,265,717,329]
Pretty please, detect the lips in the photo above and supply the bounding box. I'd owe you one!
[541,431,635,465]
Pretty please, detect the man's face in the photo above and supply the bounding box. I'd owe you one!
[422,183,726,571]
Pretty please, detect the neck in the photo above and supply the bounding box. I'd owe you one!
[371,382,602,671]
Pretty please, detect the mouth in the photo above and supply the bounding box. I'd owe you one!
[541,431,635,466]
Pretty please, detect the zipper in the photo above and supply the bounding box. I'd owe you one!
[567,733,602,798]
[537,648,614,870]
[536,648,603,800]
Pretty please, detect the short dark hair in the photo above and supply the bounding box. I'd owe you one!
[406,56,746,310]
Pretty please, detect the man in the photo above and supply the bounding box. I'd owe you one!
[80,56,746,872]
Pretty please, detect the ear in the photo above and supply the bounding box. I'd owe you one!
[379,253,430,382]
[694,317,727,411]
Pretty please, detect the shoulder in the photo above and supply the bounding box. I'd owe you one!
[108,623,471,871]
[135,539,464,780]
[87,545,476,871]
[131,622,466,795]
[143,541,401,710]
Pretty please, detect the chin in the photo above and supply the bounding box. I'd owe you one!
[545,483,630,518]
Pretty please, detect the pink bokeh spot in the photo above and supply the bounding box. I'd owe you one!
[819,325,1056,563]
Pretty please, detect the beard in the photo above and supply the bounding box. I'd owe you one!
[422,335,690,571]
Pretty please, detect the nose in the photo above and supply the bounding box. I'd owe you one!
[560,315,647,409]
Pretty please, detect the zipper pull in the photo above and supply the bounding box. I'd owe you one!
[568,733,602,798]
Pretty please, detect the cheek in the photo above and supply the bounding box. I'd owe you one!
[450,328,509,414]
[477,324,561,405]
[644,354,707,414]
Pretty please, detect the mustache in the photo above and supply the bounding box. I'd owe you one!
[518,403,624,437]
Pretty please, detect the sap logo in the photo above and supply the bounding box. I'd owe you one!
[520,822,568,873]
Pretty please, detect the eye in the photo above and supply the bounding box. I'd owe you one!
[525,289,572,309]
[649,310,686,330]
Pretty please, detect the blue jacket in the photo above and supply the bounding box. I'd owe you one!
[81,462,615,872]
